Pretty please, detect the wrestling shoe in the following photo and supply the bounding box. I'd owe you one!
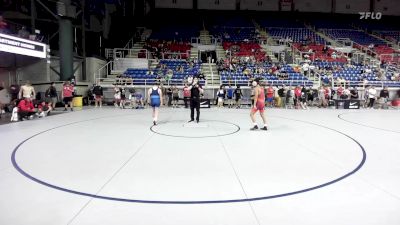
[250,125,259,130]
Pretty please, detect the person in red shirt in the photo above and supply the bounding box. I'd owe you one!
[294,86,302,109]
[336,85,344,99]
[265,84,274,108]
[18,97,36,120]
[250,78,268,131]
[37,101,52,117]
[183,83,191,108]
[62,81,74,111]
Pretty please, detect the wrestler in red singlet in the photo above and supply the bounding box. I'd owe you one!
[250,78,268,131]
[251,87,265,113]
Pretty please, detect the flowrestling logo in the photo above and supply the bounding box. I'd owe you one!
[359,12,382,20]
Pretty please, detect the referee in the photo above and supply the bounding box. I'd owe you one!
[188,77,203,123]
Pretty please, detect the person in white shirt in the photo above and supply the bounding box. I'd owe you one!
[18,80,35,99]
[367,86,377,108]
[302,63,310,76]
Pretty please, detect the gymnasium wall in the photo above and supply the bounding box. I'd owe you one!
[153,0,400,16]
[374,0,400,16]
[240,0,279,11]
[293,0,331,13]
[198,0,237,10]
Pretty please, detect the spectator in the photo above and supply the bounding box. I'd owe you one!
[113,84,121,107]
[166,86,173,106]
[342,87,350,100]
[367,86,377,108]
[216,85,225,108]
[9,83,20,101]
[37,101,52,117]
[226,85,234,108]
[119,86,128,109]
[363,86,370,108]
[172,85,179,108]
[183,83,191,108]
[265,84,274,108]
[378,86,389,109]
[62,81,74,111]
[350,87,359,99]
[133,90,145,109]
[337,85,344,99]
[44,82,58,109]
[302,63,310,76]
[92,82,104,108]
[278,85,286,108]
[18,80,35,99]
[234,85,243,108]
[294,86,302,108]
[18,97,36,120]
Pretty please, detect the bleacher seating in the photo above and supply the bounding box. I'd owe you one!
[222,42,266,61]
[220,64,312,86]
[144,41,192,59]
[123,60,203,86]
[259,19,305,28]
[293,44,347,63]
[207,17,256,42]
[149,26,200,42]
[267,28,325,44]
[324,29,386,45]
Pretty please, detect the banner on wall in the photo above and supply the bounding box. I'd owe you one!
[0,33,47,58]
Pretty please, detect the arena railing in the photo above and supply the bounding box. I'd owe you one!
[159,51,191,60]
[220,79,314,87]
[95,61,115,82]
[326,77,400,89]
[379,53,400,64]
[191,36,222,45]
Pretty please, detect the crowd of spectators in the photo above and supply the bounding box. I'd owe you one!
[0,79,79,122]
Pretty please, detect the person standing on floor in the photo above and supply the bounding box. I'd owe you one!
[45,82,58,109]
[166,86,173,107]
[226,85,234,108]
[250,78,268,131]
[188,77,203,123]
[183,83,191,108]
[172,85,179,108]
[217,85,225,108]
[113,84,121,107]
[368,86,377,108]
[92,82,104,108]
[62,81,74,111]
[18,80,35,100]
[120,85,127,109]
[234,85,243,108]
[148,82,163,125]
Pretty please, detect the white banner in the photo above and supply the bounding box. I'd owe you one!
[0,33,47,58]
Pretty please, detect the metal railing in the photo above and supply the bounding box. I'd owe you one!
[220,79,313,87]
[191,36,222,45]
[159,50,191,60]
[95,61,115,82]
[96,77,203,87]
[323,76,400,89]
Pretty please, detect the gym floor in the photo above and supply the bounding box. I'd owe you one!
[0,107,399,225]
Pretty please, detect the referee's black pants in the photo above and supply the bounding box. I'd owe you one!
[190,97,200,121]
